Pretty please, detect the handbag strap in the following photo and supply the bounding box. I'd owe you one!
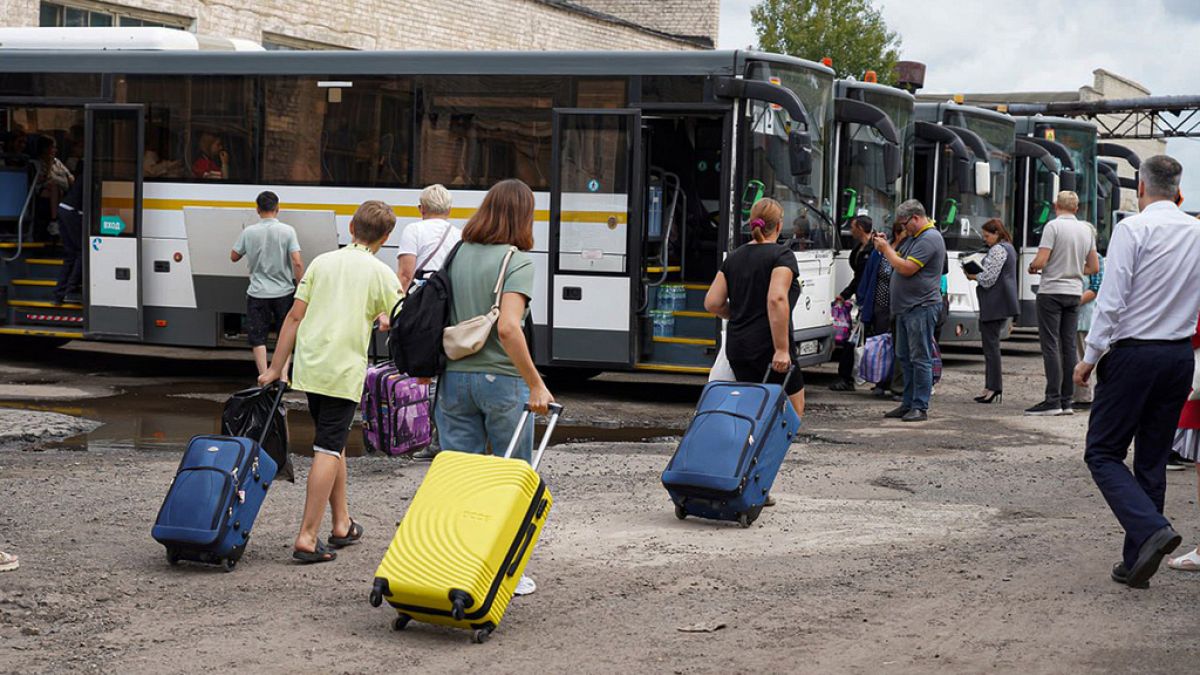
[415,221,453,273]
[489,246,518,311]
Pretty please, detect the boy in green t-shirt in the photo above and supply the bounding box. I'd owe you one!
[260,200,401,564]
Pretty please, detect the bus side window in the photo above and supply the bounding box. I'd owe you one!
[124,75,257,182]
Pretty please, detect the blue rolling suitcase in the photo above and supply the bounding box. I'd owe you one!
[152,383,287,571]
[662,370,801,528]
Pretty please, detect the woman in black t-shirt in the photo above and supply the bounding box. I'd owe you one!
[704,198,805,418]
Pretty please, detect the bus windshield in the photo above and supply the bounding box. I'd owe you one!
[844,90,912,234]
[742,61,836,251]
[1024,159,1058,248]
[1050,125,1099,239]
[947,113,1014,251]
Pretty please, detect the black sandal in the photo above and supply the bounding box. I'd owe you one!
[292,541,337,564]
[328,519,364,549]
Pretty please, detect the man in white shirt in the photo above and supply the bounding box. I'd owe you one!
[396,184,460,461]
[1075,155,1200,589]
[396,184,460,291]
[1025,191,1099,416]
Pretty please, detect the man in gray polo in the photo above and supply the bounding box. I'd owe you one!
[1026,191,1099,416]
[872,199,945,423]
[231,191,304,376]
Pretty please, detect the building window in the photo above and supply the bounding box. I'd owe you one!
[261,33,349,51]
[39,1,192,30]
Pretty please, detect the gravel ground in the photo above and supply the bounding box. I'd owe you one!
[0,337,1197,673]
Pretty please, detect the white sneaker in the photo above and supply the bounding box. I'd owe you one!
[514,574,537,596]
[0,551,18,572]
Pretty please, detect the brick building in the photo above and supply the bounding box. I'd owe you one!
[0,0,718,51]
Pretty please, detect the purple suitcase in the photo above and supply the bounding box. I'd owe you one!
[362,363,432,456]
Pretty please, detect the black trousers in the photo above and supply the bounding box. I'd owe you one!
[54,208,83,299]
[1084,342,1193,568]
[1036,293,1080,407]
[980,319,1006,392]
[835,342,855,384]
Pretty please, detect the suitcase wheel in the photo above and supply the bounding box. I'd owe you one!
[471,627,493,644]
[674,504,687,521]
[392,614,412,632]
[737,513,752,529]
[165,548,180,567]
[221,557,237,573]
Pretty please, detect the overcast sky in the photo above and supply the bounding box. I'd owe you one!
[719,0,1200,199]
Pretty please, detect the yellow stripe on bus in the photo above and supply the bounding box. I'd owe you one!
[634,363,711,375]
[0,327,83,339]
[8,300,83,309]
[12,279,57,287]
[101,197,627,225]
[652,336,717,346]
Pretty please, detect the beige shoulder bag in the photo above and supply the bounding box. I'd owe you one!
[443,246,517,360]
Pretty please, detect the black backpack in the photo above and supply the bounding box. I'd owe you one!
[389,241,463,378]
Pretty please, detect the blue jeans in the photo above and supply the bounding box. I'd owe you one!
[895,303,940,411]
[434,371,533,463]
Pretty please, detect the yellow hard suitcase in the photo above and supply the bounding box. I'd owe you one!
[369,404,561,643]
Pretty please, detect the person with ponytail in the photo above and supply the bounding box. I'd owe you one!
[704,198,804,420]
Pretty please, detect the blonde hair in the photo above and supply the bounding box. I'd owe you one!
[1055,191,1080,212]
[419,184,453,216]
[748,198,784,243]
[351,200,397,244]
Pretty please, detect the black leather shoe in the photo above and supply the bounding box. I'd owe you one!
[884,405,910,419]
[1111,562,1150,589]
[901,409,928,423]
[1126,525,1182,588]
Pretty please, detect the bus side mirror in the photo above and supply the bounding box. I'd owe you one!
[1060,170,1077,193]
[974,161,991,197]
[1051,173,1061,197]
[789,130,813,178]
[884,144,902,185]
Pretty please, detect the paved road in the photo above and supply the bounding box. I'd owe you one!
[0,336,1196,673]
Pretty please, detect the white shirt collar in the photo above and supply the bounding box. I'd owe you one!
[1142,200,1179,213]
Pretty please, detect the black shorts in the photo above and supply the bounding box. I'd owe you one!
[728,356,805,396]
[246,294,294,347]
[307,392,357,457]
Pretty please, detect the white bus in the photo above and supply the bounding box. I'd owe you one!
[0,42,840,376]
[912,102,1015,343]
[831,79,911,301]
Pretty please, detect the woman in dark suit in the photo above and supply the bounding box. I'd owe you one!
[968,218,1019,403]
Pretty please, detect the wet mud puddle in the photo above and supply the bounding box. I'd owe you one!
[1,382,683,456]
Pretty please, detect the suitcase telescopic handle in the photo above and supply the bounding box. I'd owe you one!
[503,403,564,471]
[762,365,796,391]
[253,381,290,449]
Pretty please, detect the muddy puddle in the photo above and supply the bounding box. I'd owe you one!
[0,381,684,456]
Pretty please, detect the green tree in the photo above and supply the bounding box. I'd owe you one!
[752,0,901,85]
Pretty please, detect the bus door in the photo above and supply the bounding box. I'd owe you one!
[84,104,143,339]
[548,109,640,366]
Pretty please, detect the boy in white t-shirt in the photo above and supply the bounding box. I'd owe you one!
[396,184,461,291]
